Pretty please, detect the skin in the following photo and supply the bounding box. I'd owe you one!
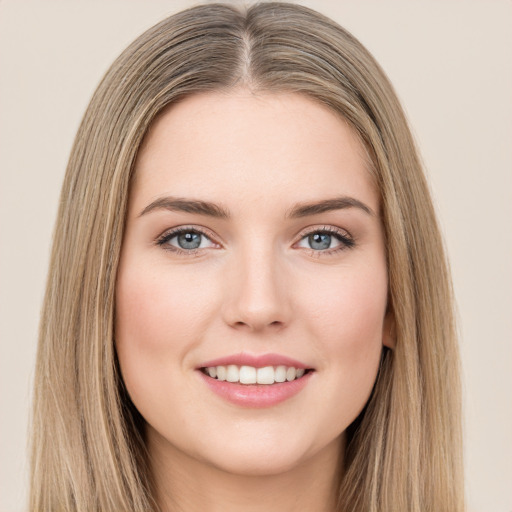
[115,89,393,512]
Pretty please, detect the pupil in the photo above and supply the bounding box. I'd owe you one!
[178,232,201,249]
[309,233,331,250]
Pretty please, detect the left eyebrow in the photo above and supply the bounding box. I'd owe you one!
[286,196,375,218]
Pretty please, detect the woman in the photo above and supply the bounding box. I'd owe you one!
[30,2,464,511]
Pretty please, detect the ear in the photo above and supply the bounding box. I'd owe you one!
[382,308,396,350]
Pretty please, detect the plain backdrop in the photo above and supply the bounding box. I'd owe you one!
[0,1,511,511]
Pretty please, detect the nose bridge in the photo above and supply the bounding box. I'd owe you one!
[223,238,289,331]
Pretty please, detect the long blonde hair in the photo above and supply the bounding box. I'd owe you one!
[30,3,464,511]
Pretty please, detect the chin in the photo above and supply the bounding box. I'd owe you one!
[194,430,340,478]
[204,448,311,477]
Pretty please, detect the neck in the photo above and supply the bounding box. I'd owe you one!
[148,428,344,512]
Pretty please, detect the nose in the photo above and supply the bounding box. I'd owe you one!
[222,246,291,333]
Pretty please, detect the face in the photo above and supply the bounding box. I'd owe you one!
[115,90,392,477]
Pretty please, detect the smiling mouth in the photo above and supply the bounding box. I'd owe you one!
[200,365,313,385]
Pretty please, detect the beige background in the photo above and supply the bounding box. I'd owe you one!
[0,1,510,511]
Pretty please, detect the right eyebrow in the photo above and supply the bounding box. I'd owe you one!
[138,196,230,219]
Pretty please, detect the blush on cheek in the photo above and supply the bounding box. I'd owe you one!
[117,266,185,346]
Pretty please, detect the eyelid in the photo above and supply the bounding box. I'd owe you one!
[157,224,219,241]
[295,224,353,241]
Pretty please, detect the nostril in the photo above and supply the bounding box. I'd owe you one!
[231,319,284,331]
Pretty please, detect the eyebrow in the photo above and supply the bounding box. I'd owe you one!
[139,196,230,218]
[138,195,374,219]
[286,196,375,218]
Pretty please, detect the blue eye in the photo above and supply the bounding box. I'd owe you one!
[157,228,216,251]
[308,232,333,250]
[157,226,353,255]
[297,228,354,252]
[176,232,202,250]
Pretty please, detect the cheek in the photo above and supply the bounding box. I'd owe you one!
[298,261,388,422]
[116,260,214,350]
[304,262,388,348]
[114,259,216,408]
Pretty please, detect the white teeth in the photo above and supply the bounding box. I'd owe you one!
[256,366,275,384]
[216,365,227,381]
[226,365,239,382]
[239,365,257,384]
[274,365,287,383]
[203,364,308,384]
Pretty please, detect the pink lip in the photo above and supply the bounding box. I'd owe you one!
[196,352,314,408]
[199,352,311,370]
[198,370,314,408]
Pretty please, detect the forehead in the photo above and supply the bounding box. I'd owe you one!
[132,89,378,216]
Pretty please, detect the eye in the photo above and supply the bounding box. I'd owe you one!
[156,227,217,252]
[296,227,354,252]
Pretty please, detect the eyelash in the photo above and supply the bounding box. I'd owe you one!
[297,226,355,257]
[155,226,218,256]
[155,225,355,256]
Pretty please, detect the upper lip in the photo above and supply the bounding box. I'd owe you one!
[198,352,312,370]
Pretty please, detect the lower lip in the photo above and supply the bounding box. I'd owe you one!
[198,371,313,408]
